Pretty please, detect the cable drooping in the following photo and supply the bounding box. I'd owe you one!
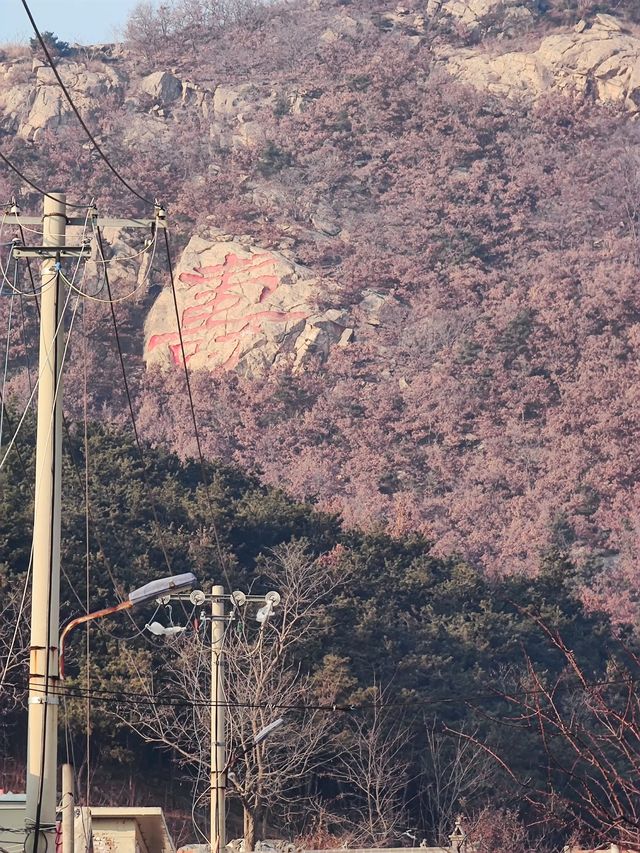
[12,215,135,619]
[0,272,37,693]
[30,254,87,853]
[162,228,233,591]
[0,540,33,693]
[0,214,75,296]
[22,672,637,713]
[0,275,73,471]
[0,149,90,209]
[62,220,158,304]
[94,225,175,576]
[20,0,155,209]
[0,210,92,472]
[0,237,89,852]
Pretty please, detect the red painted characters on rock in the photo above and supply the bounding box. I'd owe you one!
[147,252,308,370]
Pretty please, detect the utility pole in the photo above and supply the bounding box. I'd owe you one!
[153,585,280,853]
[62,763,75,853]
[12,194,165,853]
[25,192,67,853]
[211,584,226,853]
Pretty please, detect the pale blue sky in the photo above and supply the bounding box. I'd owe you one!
[2,0,143,45]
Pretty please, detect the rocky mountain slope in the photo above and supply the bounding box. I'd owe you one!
[2,0,640,616]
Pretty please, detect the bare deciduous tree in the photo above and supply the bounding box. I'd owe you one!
[332,688,411,847]
[0,571,29,718]
[449,617,640,849]
[112,542,342,850]
[421,721,496,846]
[124,0,266,59]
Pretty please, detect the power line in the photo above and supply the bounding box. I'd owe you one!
[0,209,92,472]
[28,255,88,853]
[0,391,33,489]
[0,273,74,471]
[0,150,90,209]
[0,255,16,445]
[94,225,175,575]
[18,673,635,714]
[62,221,158,304]
[20,0,155,209]
[163,229,232,591]
[8,219,137,616]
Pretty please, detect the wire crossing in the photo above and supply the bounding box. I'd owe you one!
[20,0,155,209]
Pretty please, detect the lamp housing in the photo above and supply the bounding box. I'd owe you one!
[128,572,197,607]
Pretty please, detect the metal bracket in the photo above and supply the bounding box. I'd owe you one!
[13,246,92,259]
[28,696,60,705]
[8,215,166,229]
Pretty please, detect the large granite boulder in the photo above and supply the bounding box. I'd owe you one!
[442,15,640,111]
[144,236,352,375]
[140,70,182,103]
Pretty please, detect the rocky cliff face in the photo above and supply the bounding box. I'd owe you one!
[441,14,640,111]
[426,0,537,36]
[1,7,638,149]
[0,53,126,140]
[144,236,352,374]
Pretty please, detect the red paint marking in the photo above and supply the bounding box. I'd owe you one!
[182,305,213,325]
[149,251,310,369]
[212,292,242,307]
[148,331,187,351]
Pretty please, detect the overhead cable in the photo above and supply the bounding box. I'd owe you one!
[21,673,636,714]
[20,0,155,209]
[12,232,153,626]
[0,278,73,471]
[94,224,175,575]
[163,229,233,590]
[0,212,91,471]
[0,256,15,446]
[25,251,88,853]
[0,149,90,209]
[62,221,158,303]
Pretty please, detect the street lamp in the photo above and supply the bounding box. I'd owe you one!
[144,584,281,853]
[59,572,196,678]
[226,718,286,787]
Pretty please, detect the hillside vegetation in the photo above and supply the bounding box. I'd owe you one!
[0,420,630,847]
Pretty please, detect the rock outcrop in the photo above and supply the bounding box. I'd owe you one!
[144,236,352,375]
[10,60,124,140]
[427,0,536,35]
[442,14,640,111]
[140,70,182,103]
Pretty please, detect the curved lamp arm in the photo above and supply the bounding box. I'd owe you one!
[59,600,132,679]
[58,571,196,679]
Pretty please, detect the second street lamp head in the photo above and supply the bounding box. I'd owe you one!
[256,590,281,624]
[146,621,186,637]
[128,572,197,607]
[253,717,285,745]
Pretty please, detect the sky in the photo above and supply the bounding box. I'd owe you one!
[2,0,144,46]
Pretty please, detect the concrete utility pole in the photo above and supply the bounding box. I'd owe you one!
[62,763,75,853]
[13,194,166,853]
[211,584,226,853]
[25,192,67,853]
[152,584,281,853]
